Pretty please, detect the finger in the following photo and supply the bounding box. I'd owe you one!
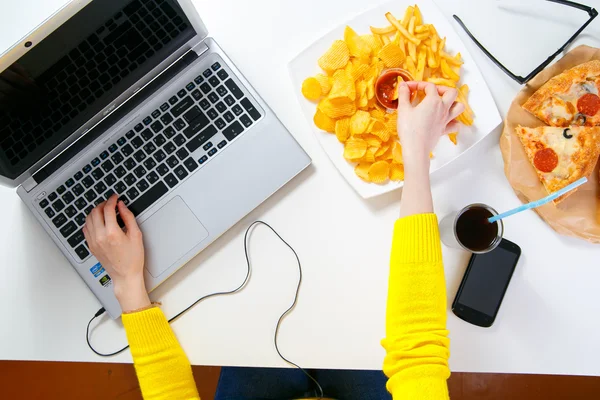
[84,213,95,237]
[118,200,141,237]
[396,81,412,110]
[444,120,460,135]
[447,102,466,123]
[103,194,120,232]
[82,225,92,248]
[441,88,459,108]
[91,201,107,230]
[404,81,453,96]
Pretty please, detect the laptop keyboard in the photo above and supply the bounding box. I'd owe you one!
[36,60,262,262]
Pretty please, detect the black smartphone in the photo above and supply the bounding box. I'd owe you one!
[452,238,521,327]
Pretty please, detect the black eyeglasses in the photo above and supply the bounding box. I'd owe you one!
[453,0,598,84]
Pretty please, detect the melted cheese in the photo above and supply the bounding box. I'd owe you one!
[541,128,581,180]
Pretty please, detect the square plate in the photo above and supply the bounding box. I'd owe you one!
[289,0,501,198]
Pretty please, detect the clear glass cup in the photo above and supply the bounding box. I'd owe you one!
[439,203,504,254]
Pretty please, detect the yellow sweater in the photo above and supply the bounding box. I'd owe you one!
[122,213,450,399]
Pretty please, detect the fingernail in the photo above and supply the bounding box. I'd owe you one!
[399,81,407,87]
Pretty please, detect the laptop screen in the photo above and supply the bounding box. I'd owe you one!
[0,0,195,180]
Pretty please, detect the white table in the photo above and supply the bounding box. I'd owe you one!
[1,0,600,376]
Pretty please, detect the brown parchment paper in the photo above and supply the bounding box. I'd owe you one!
[500,45,600,243]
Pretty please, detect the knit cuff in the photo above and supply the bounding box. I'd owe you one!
[391,213,442,264]
[122,307,179,355]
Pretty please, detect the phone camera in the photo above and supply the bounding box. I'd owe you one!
[24,41,32,48]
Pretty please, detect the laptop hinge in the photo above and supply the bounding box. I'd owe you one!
[22,177,38,192]
[192,41,209,57]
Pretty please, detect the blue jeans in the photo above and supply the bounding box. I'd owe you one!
[214,367,391,400]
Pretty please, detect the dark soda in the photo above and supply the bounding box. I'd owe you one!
[456,206,499,252]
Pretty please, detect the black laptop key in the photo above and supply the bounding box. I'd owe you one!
[133,150,147,162]
[136,179,150,192]
[52,199,65,212]
[130,128,139,137]
[84,189,97,202]
[225,79,243,99]
[206,108,218,120]
[160,102,169,112]
[184,157,198,172]
[117,137,127,146]
[211,62,221,71]
[60,221,77,238]
[174,165,188,180]
[56,185,66,195]
[126,187,140,200]
[151,109,161,119]
[222,121,244,141]
[65,178,75,188]
[111,152,124,165]
[198,155,208,164]
[114,165,127,178]
[164,126,176,139]
[176,148,189,160]
[241,98,262,121]
[223,111,234,123]
[108,143,118,153]
[143,116,152,126]
[82,176,94,188]
[183,106,203,124]
[215,101,226,113]
[91,168,104,180]
[192,89,202,100]
[217,69,228,80]
[194,75,204,84]
[141,129,154,141]
[208,93,219,104]
[200,82,211,94]
[199,99,210,111]
[84,205,94,215]
[82,164,92,174]
[94,198,103,207]
[208,148,217,157]
[183,113,209,138]
[75,244,90,260]
[62,191,75,204]
[172,96,194,118]
[166,155,179,168]
[94,182,107,194]
[143,158,157,170]
[224,95,235,106]
[124,173,137,186]
[100,151,110,160]
[203,142,213,151]
[75,213,86,226]
[64,205,77,218]
[160,113,173,125]
[153,149,167,162]
[173,118,186,131]
[150,121,164,133]
[52,213,67,228]
[163,141,176,154]
[156,163,169,176]
[167,97,178,108]
[121,143,134,156]
[104,188,115,199]
[208,76,220,88]
[68,230,85,248]
[146,171,159,184]
[91,158,101,167]
[74,171,84,181]
[74,197,87,210]
[216,86,228,97]
[186,82,195,91]
[240,114,253,128]
[143,142,157,155]
[186,125,218,153]
[45,207,56,218]
[114,181,127,194]
[218,140,227,149]
[177,89,187,98]
[133,165,146,178]
[215,118,226,130]
[164,173,178,188]
[232,104,243,116]
[127,181,168,217]
[39,199,49,209]
[153,134,166,146]
[173,134,186,146]
[203,68,212,78]
[101,160,114,172]
[131,136,143,149]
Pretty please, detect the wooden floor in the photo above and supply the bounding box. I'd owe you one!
[1,361,599,399]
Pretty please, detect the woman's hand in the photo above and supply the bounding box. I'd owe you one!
[396,81,465,170]
[83,194,150,312]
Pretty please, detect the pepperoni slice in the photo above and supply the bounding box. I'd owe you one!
[534,148,558,173]
[577,93,600,116]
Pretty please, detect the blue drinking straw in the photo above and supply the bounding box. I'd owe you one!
[488,177,588,224]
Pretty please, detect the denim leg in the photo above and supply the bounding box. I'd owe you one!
[214,367,311,400]
[313,369,391,400]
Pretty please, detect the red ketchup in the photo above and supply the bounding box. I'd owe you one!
[375,68,415,109]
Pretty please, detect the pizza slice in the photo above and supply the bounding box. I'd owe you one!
[515,125,600,203]
[522,60,600,127]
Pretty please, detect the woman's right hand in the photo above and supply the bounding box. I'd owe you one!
[396,81,465,169]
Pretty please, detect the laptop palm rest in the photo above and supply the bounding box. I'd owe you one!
[140,196,208,278]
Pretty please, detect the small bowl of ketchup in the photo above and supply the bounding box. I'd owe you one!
[375,68,415,110]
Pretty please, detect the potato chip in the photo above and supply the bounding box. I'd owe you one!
[391,141,403,163]
[369,119,391,142]
[355,162,372,181]
[366,76,375,100]
[344,26,372,60]
[448,132,458,145]
[375,145,393,161]
[370,108,386,120]
[375,145,389,157]
[350,63,369,82]
[343,137,368,161]
[362,134,382,147]
[302,77,322,101]
[314,73,332,95]
[364,146,377,162]
[349,110,371,135]
[313,109,336,133]
[361,34,382,53]
[378,43,406,68]
[356,79,368,108]
[389,163,405,181]
[318,40,350,71]
[368,161,390,183]
[370,25,395,35]
[329,70,356,103]
[335,118,351,142]
[318,98,356,118]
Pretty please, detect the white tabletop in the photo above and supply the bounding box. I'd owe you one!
[1,0,600,375]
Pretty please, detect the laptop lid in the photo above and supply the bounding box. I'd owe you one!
[0,0,208,188]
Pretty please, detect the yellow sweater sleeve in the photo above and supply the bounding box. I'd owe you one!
[382,213,450,399]
[122,307,200,400]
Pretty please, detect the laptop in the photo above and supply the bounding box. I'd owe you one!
[0,0,310,318]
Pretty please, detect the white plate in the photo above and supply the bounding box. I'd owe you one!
[289,0,501,198]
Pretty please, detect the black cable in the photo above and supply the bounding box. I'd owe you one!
[85,220,324,398]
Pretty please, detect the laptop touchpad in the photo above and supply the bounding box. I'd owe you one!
[140,196,209,278]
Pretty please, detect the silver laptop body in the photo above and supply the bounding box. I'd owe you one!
[0,0,310,318]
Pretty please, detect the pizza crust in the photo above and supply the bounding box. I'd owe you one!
[522,60,600,126]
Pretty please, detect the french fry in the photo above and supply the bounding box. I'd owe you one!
[392,31,401,46]
[414,4,423,26]
[406,56,416,77]
[427,47,438,68]
[408,16,416,35]
[370,25,396,35]
[398,34,406,56]
[441,51,463,66]
[401,6,414,28]
[386,12,420,45]
[415,24,430,34]
[408,42,417,64]
[427,77,456,87]
[415,46,426,81]
[381,34,391,45]
[441,59,460,82]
